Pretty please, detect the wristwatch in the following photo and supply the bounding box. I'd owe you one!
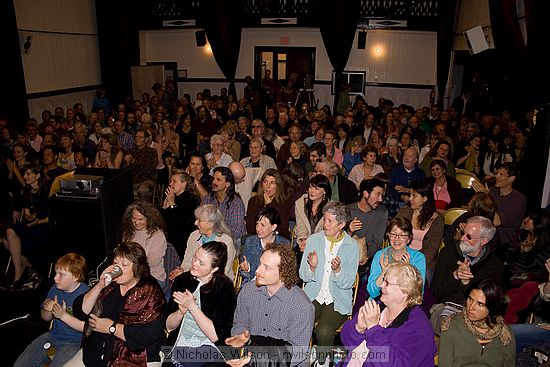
[109,322,117,335]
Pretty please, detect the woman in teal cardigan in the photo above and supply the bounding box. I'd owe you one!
[367,217,426,299]
[299,202,359,367]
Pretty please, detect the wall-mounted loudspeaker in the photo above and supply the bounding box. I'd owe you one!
[464,25,489,55]
[195,30,207,47]
[358,32,366,49]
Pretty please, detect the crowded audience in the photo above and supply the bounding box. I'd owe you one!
[2,80,548,367]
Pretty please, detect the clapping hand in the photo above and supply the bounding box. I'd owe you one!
[331,256,341,273]
[356,299,380,333]
[52,299,67,320]
[307,250,318,270]
[225,330,250,348]
[240,256,250,272]
[42,295,57,312]
[173,290,196,311]
[455,258,473,284]
[399,251,410,264]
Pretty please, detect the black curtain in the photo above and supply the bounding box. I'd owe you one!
[95,0,140,109]
[488,0,526,116]
[524,0,550,107]
[318,0,360,113]
[0,0,29,128]
[435,0,457,108]
[200,0,243,99]
[516,0,550,210]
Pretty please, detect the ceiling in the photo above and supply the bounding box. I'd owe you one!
[138,0,439,31]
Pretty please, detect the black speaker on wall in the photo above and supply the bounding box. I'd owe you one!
[195,30,207,47]
[358,32,367,49]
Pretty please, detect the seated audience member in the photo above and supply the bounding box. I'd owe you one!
[185,152,213,199]
[93,133,123,169]
[379,137,401,173]
[304,142,327,181]
[14,253,89,367]
[424,159,462,214]
[122,129,158,193]
[220,121,241,162]
[72,121,97,160]
[348,177,388,262]
[42,145,68,187]
[245,169,291,240]
[454,134,482,176]
[6,143,32,195]
[65,242,166,366]
[161,170,201,259]
[444,191,500,250]
[239,137,277,171]
[57,131,77,170]
[170,204,235,281]
[73,148,91,168]
[229,160,262,213]
[122,201,168,292]
[225,243,315,367]
[368,218,426,299]
[281,162,307,225]
[439,279,515,366]
[348,144,384,190]
[240,207,290,285]
[343,135,366,177]
[487,163,527,258]
[205,134,233,174]
[507,209,550,285]
[299,202,359,367]
[294,174,332,265]
[341,263,437,366]
[420,141,457,178]
[164,242,237,367]
[314,159,358,204]
[287,140,309,169]
[396,179,444,282]
[323,129,344,168]
[4,163,49,289]
[201,166,247,240]
[387,147,426,218]
[431,216,503,333]
[510,258,550,356]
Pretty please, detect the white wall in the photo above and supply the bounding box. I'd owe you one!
[140,27,437,109]
[15,0,101,116]
[27,90,96,121]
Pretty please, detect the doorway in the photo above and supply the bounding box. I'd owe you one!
[254,47,316,107]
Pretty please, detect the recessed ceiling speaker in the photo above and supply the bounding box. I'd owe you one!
[358,32,366,49]
[195,30,207,47]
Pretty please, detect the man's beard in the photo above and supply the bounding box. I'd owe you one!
[459,240,480,255]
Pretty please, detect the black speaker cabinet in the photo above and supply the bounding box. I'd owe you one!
[49,168,133,269]
[195,30,207,47]
[358,32,367,49]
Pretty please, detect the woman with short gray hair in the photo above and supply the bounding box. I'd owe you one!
[299,200,359,366]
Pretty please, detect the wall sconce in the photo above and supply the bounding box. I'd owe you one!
[372,45,384,58]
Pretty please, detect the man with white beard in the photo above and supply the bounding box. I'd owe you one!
[429,216,503,334]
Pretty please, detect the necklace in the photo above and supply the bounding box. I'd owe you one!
[434,180,446,199]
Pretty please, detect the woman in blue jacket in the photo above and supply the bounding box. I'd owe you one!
[299,201,359,367]
[239,207,290,285]
[367,217,426,299]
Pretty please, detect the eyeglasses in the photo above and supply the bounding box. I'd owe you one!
[251,125,262,128]
[462,233,481,241]
[382,277,400,287]
[388,233,409,240]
